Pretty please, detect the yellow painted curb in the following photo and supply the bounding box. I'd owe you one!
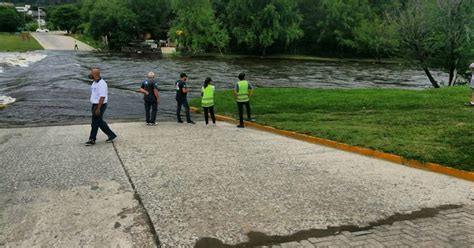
[191,107,473,182]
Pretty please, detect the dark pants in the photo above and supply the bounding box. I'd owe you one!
[89,104,116,141]
[145,101,158,123]
[237,101,251,125]
[203,106,216,125]
[176,97,192,122]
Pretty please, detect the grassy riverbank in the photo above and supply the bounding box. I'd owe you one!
[191,87,474,171]
[0,33,43,52]
[70,34,104,50]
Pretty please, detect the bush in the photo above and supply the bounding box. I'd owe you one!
[25,22,39,32]
[0,6,23,32]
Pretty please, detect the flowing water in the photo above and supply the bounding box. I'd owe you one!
[0,51,447,127]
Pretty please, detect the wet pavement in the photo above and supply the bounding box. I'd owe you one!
[1,122,472,247]
[0,124,156,247]
[111,122,472,247]
[268,205,474,247]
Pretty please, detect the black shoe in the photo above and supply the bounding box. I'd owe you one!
[247,118,255,122]
[106,135,117,143]
[187,121,196,124]
[85,140,95,146]
[178,120,184,123]
[236,125,245,128]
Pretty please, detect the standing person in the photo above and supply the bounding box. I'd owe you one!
[201,77,216,127]
[234,72,254,128]
[175,73,195,124]
[466,63,474,106]
[74,41,79,51]
[85,68,117,146]
[139,71,160,125]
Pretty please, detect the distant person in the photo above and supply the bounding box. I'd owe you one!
[466,63,474,106]
[139,72,160,125]
[175,73,195,124]
[85,68,117,146]
[201,77,216,127]
[234,72,254,128]
[74,41,79,51]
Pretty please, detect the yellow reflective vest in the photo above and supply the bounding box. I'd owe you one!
[201,85,215,107]
[236,80,250,102]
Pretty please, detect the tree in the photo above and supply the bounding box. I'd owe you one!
[0,6,23,32]
[316,0,371,55]
[88,0,139,49]
[127,0,172,39]
[296,0,323,54]
[49,4,81,33]
[395,0,441,88]
[368,0,407,15]
[169,0,229,53]
[395,0,474,87]
[432,0,473,86]
[78,0,94,24]
[354,16,399,61]
[226,0,303,56]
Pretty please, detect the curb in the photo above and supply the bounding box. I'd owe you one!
[191,107,473,182]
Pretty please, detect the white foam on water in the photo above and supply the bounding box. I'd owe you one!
[0,52,47,73]
[0,95,16,107]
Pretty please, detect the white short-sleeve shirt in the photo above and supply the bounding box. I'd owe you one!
[90,78,108,104]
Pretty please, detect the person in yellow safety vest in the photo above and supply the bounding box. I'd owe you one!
[201,77,216,127]
[233,72,254,128]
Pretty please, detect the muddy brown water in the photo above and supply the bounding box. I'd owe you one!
[0,51,447,127]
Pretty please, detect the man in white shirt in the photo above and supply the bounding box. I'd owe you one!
[85,68,117,146]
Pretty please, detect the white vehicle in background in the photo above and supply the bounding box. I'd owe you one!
[35,28,49,33]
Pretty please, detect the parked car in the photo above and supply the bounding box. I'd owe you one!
[35,28,49,33]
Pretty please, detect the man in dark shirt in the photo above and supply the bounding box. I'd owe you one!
[175,73,195,124]
[139,71,160,125]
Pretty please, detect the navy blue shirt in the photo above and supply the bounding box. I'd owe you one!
[175,80,187,99]
[141,80,158,102]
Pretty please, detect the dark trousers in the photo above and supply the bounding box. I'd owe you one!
[237,101,251,125]
[203,106,216,125]
[145,101,158,123]
[89,104,116,141]
[176,97,192,122]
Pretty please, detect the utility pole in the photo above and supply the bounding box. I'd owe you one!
[37,7,41,30]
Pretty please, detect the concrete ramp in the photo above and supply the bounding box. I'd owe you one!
[31,31,95,51]
[111,122,473,247]
[1,122,472,247]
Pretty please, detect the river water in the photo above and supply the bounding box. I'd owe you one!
[0,51,447,127]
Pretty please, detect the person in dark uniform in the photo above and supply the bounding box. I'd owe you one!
[175,73,195,124]
[139,71,160,125]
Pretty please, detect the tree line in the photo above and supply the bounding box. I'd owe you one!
[3,0,473,86]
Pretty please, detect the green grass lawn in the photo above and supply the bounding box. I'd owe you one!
[0,33,43,52]
[191,87,474,171]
